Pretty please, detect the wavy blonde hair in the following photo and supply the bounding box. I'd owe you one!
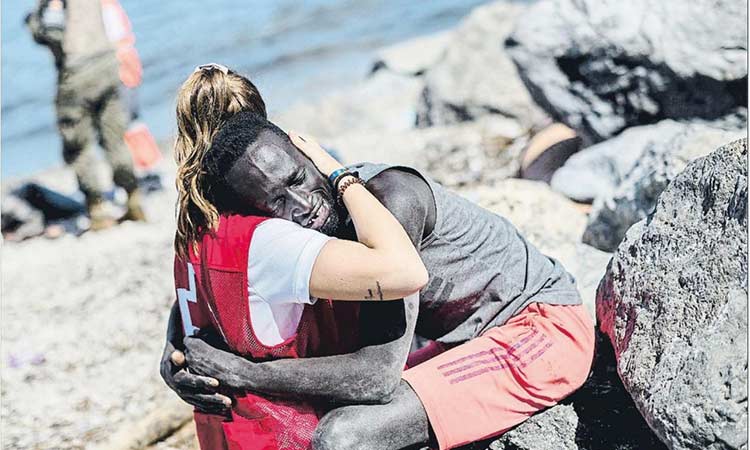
[174,66,266,257]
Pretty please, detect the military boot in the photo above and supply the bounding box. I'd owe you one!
[120,189,147,222]
[88,200,116,231]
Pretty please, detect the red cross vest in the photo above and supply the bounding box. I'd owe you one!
[174,214,360,450]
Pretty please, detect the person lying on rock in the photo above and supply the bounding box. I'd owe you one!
[160,65,596,450]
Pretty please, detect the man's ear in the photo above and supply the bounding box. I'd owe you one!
[207,181,239,215]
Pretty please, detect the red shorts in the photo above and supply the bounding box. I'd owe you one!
[402,303,595,450]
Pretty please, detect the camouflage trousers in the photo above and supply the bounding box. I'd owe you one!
[56,53,137,205]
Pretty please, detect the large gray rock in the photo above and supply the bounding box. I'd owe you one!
[371,31,452,77]
[273,71,423,140]
[416,0,547,129]
[488,404,579,450]
[507,0,748,144]
[328,114,528,187]
[550,120,688,203]
[596,139,748,449]
[583,125,746,251]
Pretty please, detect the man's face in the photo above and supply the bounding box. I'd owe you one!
[224,129,343,234]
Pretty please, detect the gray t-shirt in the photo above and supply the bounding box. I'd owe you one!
[349,163,582,344]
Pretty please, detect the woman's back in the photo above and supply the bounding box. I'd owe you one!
[174,214,360,360]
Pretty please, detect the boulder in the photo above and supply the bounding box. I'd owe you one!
[583,125,746,251]
[488,404,579,450]
[506,0,748,144]
[416,1,547,129]
[328,114,528,186]
[596,139,748,449]
[272,71,423,141]
[550,120,688,203]
[371,31,452,76]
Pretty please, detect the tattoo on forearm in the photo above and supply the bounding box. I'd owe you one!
[365,281,384,300]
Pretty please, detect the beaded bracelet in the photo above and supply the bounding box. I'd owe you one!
[337,176,366,200]
[333,170,359,192]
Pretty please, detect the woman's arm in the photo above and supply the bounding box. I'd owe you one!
[289,132,428,302]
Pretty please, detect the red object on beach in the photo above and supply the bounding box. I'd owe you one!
[124,122,162,170]
[101,0,161,172]
[101,0,143,88]
[175,214,360,450]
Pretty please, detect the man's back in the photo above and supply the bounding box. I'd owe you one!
[63,0,114,68]
[352,163,582,345]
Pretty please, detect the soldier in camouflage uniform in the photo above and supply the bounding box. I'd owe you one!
[26,0,145,230]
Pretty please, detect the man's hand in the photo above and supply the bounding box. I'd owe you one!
[183,336,251,391]
[159,338,232,414]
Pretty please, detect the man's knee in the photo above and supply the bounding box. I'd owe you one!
[58,114,90,164]
[112,166,138,193]
[61,139,82,164]
[569,307,596,390]
[312,410,361,450]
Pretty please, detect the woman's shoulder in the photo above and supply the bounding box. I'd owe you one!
[253,217,325,242]
[250,218,333,262]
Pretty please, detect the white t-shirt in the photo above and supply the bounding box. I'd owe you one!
[247,218,333,346]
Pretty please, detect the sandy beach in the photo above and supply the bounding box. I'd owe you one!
[1,163,186,449]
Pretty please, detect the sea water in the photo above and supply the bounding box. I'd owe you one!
[1,0,489,179]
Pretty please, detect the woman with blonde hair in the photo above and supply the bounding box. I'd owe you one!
[173,63,268,253]
[162,63,427,450]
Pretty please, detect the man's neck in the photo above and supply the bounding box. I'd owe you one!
[335,215,357,241]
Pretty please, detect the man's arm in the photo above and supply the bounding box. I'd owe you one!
[159,301,232,413]
[25,1,62,47]
[183,169,435,405]
[185,294,418,405]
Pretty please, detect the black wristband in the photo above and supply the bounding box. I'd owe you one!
[328,168,348,185]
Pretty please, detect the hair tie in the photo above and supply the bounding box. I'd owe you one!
[194,63,229,74]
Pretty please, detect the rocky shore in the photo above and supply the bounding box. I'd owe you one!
[2,0,746,449]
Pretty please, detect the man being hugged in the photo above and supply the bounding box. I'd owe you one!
[162,66,595,450]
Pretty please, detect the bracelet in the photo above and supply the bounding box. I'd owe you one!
[333,170,359,192]
[337,176,366,200]
[328,168,348,186]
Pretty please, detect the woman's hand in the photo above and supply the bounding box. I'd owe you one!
[288,131,343,178]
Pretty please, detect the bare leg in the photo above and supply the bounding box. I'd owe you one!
[313,381,431,450]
